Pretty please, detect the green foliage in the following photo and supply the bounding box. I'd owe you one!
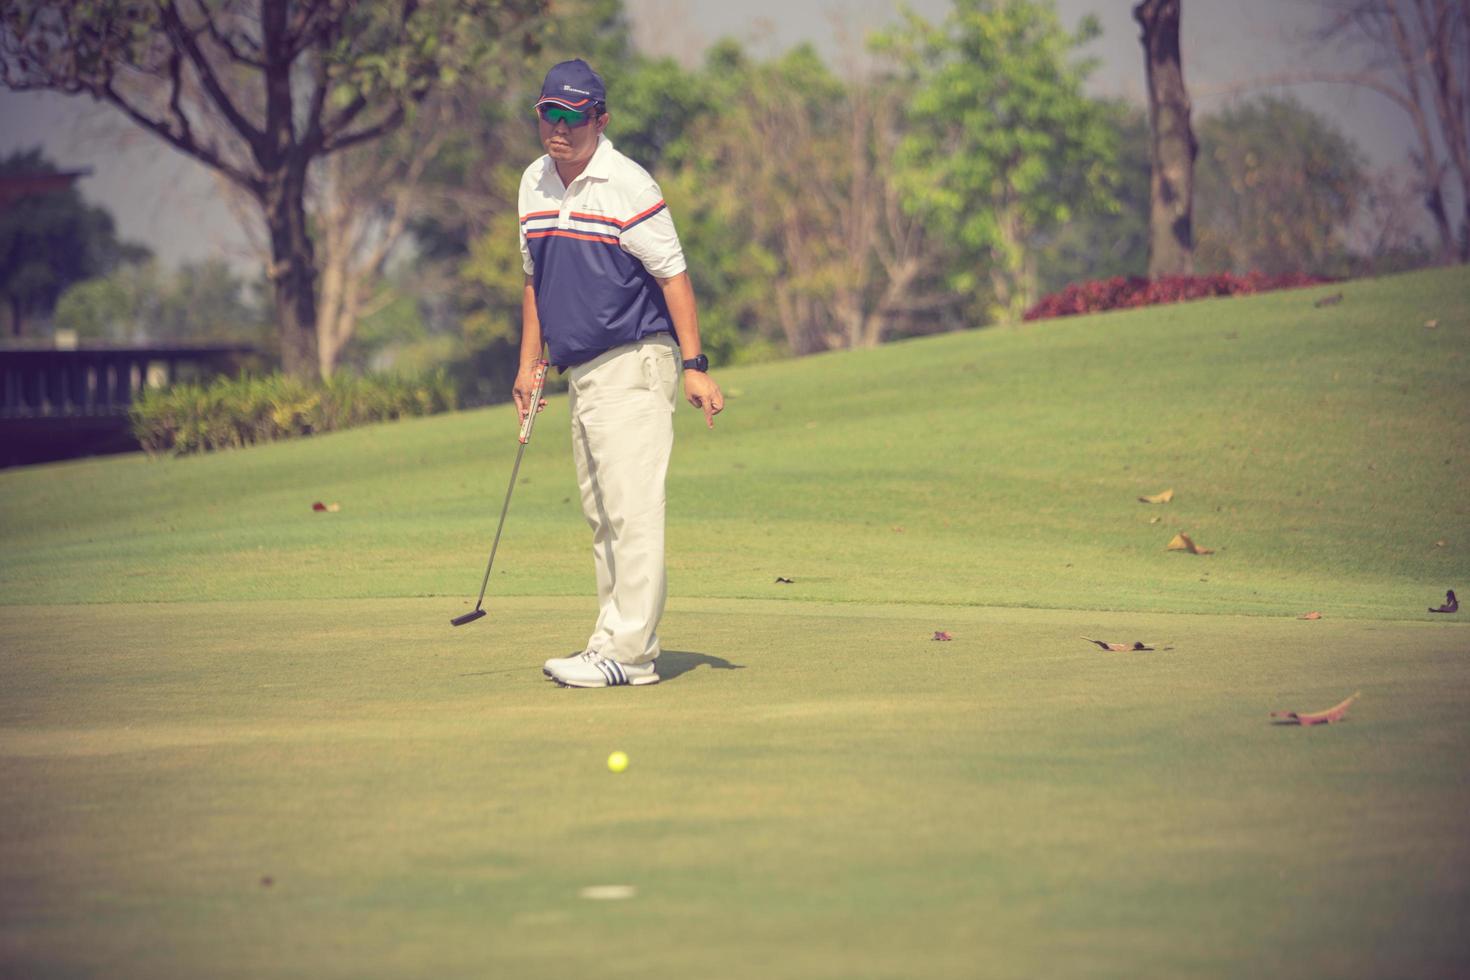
[1036,98,1150,294]
[1195,94,1367,277]
[651,43,844,357]
[0,147,149,333]
[602,55,713,172]
[53,258,270,348]
[129,369,457,457]
[874,0,1118,322]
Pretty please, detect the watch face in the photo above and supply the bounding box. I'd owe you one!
[684,355,708,372]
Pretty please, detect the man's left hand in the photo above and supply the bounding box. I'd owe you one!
[683,371,724,429]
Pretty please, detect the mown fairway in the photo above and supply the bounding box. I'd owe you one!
[1,267,1467,978]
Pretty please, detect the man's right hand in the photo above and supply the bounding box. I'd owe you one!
[512,363,547,423]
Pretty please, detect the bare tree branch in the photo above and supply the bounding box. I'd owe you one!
[188,0,269,69]
[323,105,406,155]
[98,78,260,192]
[157,0,264,152]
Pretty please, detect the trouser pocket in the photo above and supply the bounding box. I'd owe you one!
[641,341,678,411]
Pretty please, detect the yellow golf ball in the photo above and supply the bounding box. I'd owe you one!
[607,751,629,773]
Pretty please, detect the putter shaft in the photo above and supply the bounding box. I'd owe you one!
[450,360,548,627]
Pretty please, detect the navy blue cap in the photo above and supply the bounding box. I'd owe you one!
[536,59,606,110]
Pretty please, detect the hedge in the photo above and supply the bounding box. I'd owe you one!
[1023,272,1333,322]
[130,369,458,457]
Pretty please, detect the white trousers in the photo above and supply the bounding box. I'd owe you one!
[567,335,678,666]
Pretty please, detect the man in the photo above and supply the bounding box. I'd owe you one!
[514,59,723,689]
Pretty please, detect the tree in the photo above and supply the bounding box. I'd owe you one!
[1133,0,1196,277]
[0,147,149,336]
[1036,99,1151,293]
[1,0,543,377]
[1194,95,1367,276]
[291,0,631,377]
[1308,0,1470,263]
[875,0,1119,323]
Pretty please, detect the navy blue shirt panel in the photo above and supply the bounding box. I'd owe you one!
[528,233,674,367]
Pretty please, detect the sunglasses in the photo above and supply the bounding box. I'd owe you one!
[537,104,596,127]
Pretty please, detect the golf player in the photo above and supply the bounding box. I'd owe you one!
[514,59,723,688]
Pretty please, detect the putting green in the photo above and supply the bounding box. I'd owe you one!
[1,597,1466,978]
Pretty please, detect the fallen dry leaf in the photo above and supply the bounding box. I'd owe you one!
[1080,636,1154,652]
[1428,589,1458,614]
[1297,611,1323,620]
[1167,532,1215,555]
[1138,488,1174,504]
[326,502,340,513]
[1149,516,1162,524]
[932,631,953,641]
[775,577,794,585]
[1424,319,1439,329]
[1314,292,1343,308]
[1271,691,1360,726]
[311,501,326,512]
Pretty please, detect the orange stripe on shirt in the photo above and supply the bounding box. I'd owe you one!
[621,200,666,228]
[526,229,621,246]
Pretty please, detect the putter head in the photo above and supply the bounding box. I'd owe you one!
[450,609,487,627]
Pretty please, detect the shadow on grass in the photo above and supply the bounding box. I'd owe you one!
[457,651,745,682]
[659,650,745,682]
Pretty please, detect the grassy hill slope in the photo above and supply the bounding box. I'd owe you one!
[2,265,1466,619]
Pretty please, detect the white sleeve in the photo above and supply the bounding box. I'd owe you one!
[620,182,686,279]
[518,171,536,276]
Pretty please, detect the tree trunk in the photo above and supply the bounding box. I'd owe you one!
[262,165,320,379]
[1135,0,1196,277]
[989,201,1033,323]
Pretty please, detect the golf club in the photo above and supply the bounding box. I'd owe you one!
[450,358,549,627]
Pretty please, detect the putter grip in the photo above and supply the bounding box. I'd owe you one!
[518,359,548,444]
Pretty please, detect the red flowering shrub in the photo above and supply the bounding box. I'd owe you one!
[1023,271,1333,322]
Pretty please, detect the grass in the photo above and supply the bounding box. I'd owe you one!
[2,268,1466,617]
[1,266,1468,978]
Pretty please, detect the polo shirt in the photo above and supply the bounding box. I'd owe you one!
[518,136,687,367]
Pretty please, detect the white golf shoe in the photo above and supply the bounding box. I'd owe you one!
[543,650,659,688]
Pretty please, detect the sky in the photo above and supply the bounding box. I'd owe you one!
[0,0,1416,272]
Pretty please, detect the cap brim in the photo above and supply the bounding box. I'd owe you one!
[535,96,595,111]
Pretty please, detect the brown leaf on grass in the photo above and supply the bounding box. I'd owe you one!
[1313,292,1343,308]
[1424,319,1438,329]
[1080,637,1155,652]
[312,501,326,512]
[775,577,794,585]
[1138,488,1174,504]
[1428,589,1458,613]
[1297,611,1323,620]
[1167,532,1214,555]
[1271,691,1360,726]
[932,631,953,641]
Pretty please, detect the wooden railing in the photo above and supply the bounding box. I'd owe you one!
[0,344,257,419]
[0,344,259,466]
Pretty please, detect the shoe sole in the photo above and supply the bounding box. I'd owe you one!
[542,668,660,688]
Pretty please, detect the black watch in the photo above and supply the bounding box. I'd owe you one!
[681,354,709,373]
